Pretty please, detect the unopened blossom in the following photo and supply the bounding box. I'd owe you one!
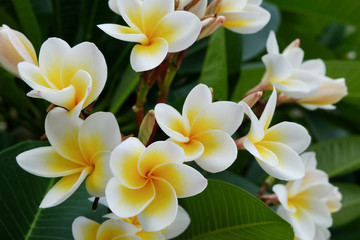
[73,206,190,240]
[0,24,37,77]
[106,137,207,231]
[239,88,310,180]
[18,38,107,117]
[17,107,121,208]
[177,0,207,17]
[212,0,270,34]
[273,152,342,240]
[98,0,202,72]
[260,31,322,98]
[296,74,347,110]
[155,84,244,173]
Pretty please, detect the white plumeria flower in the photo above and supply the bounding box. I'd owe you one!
[106,137,207,232]
[297,75,348,110]
[178,0,207,18]
[154,84,244,173]
[0,24,37,77]
[261,31,323,98]
[215,0,270,34]
[72,216,141,240]
[72,206,190,240]
[16,107,121,208]
[273,152,342,240]
[17,38,107,117]
[239,88,310,180]
[98,0,202,72]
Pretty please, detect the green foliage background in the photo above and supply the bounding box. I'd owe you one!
[1,0,360,239]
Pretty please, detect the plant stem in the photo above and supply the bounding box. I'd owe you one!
[257,175,275,197]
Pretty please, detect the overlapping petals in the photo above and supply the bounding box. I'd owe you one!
[240,88,310,180]
[17,38,107,117]
[215,0,270,34]
[0,24,37,77]
[16,107,121,208]
[72,205,190,239]
[273,152,342,240]
[155,84,244,173]
[98,0,202,72]
[261,31,322,98]
[106,137,206,231]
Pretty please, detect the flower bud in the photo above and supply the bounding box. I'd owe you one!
[138,110,156,145]
[197,15,225,40]
[0,24,37,77]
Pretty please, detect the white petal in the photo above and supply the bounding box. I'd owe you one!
[61,41,107,108]
[191,101,244,136]
[262,54,293,82]
[97,219,140,238]
[18,62,52,91]
[97,24,148,43]
[288,206,316,240]
[257,142,305,180]
[301,59,326,75]
[79,111,122,160]
[155,103,190,142]
[142,0,174,35]
[130,38,168,72]
[259,87,277,130]
[263,122,311,154]
[151,162,207,197]
[182,84,212,126]
[138,141,185,176]
[301,152,317,170]
[266,31,279,54]
[45,108,85,165]
[243,137,262,159]
[72,216,100,240]
[283,48,304,69]
[301,200,332,228]
[40,168,91,208]
[193,130,238,173]
[152,11,201,52]
[138,178,178,232]
[39,38,71,89]
[273,184,296,213]
[16,146,84,177]
[160,205,190,239]
[106,177,155,218]
[110,137,147,189]
[117,0,143,32]
[109,0,121,15]
[188,0,207,17]
[166,138,204,161]
[239,101,264,142]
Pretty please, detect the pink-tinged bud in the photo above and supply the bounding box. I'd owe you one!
[0,24,37,77]
[283,38,300,53]
[241,91,263,108]
[197,15,225,40]
[205,0,222,15]
[138,110,156,146]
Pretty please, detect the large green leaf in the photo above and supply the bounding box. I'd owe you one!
[0,141,107,239]
[332,183,360,228]
[308,136,360,178]
[267,0,360,28]
[199,27,228,100]
[176,179,294,240]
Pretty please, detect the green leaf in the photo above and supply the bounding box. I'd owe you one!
[308,136,360,178]
[0,141,107,239]
[267,0,360,28]
[332,183,360,227]
[11,0,42,50]
[109,65,139,114]
[176,179,294,240]
[199,27,228,100]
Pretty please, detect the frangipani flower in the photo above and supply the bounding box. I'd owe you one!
[214,0,270,34]
[18,38,107,117]
[98,0,202,72]
[0,24,37,77]
[178,0,207,18]
[16,107,121,208]
[106,137,207,231]
[72,206,190,240]
[297,75,347,110]
[239,88,310,180]
[273,152,342,240]
[261,31,322,98]
[154,84,244,173]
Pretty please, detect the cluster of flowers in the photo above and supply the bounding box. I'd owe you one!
[0,0,347,239]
